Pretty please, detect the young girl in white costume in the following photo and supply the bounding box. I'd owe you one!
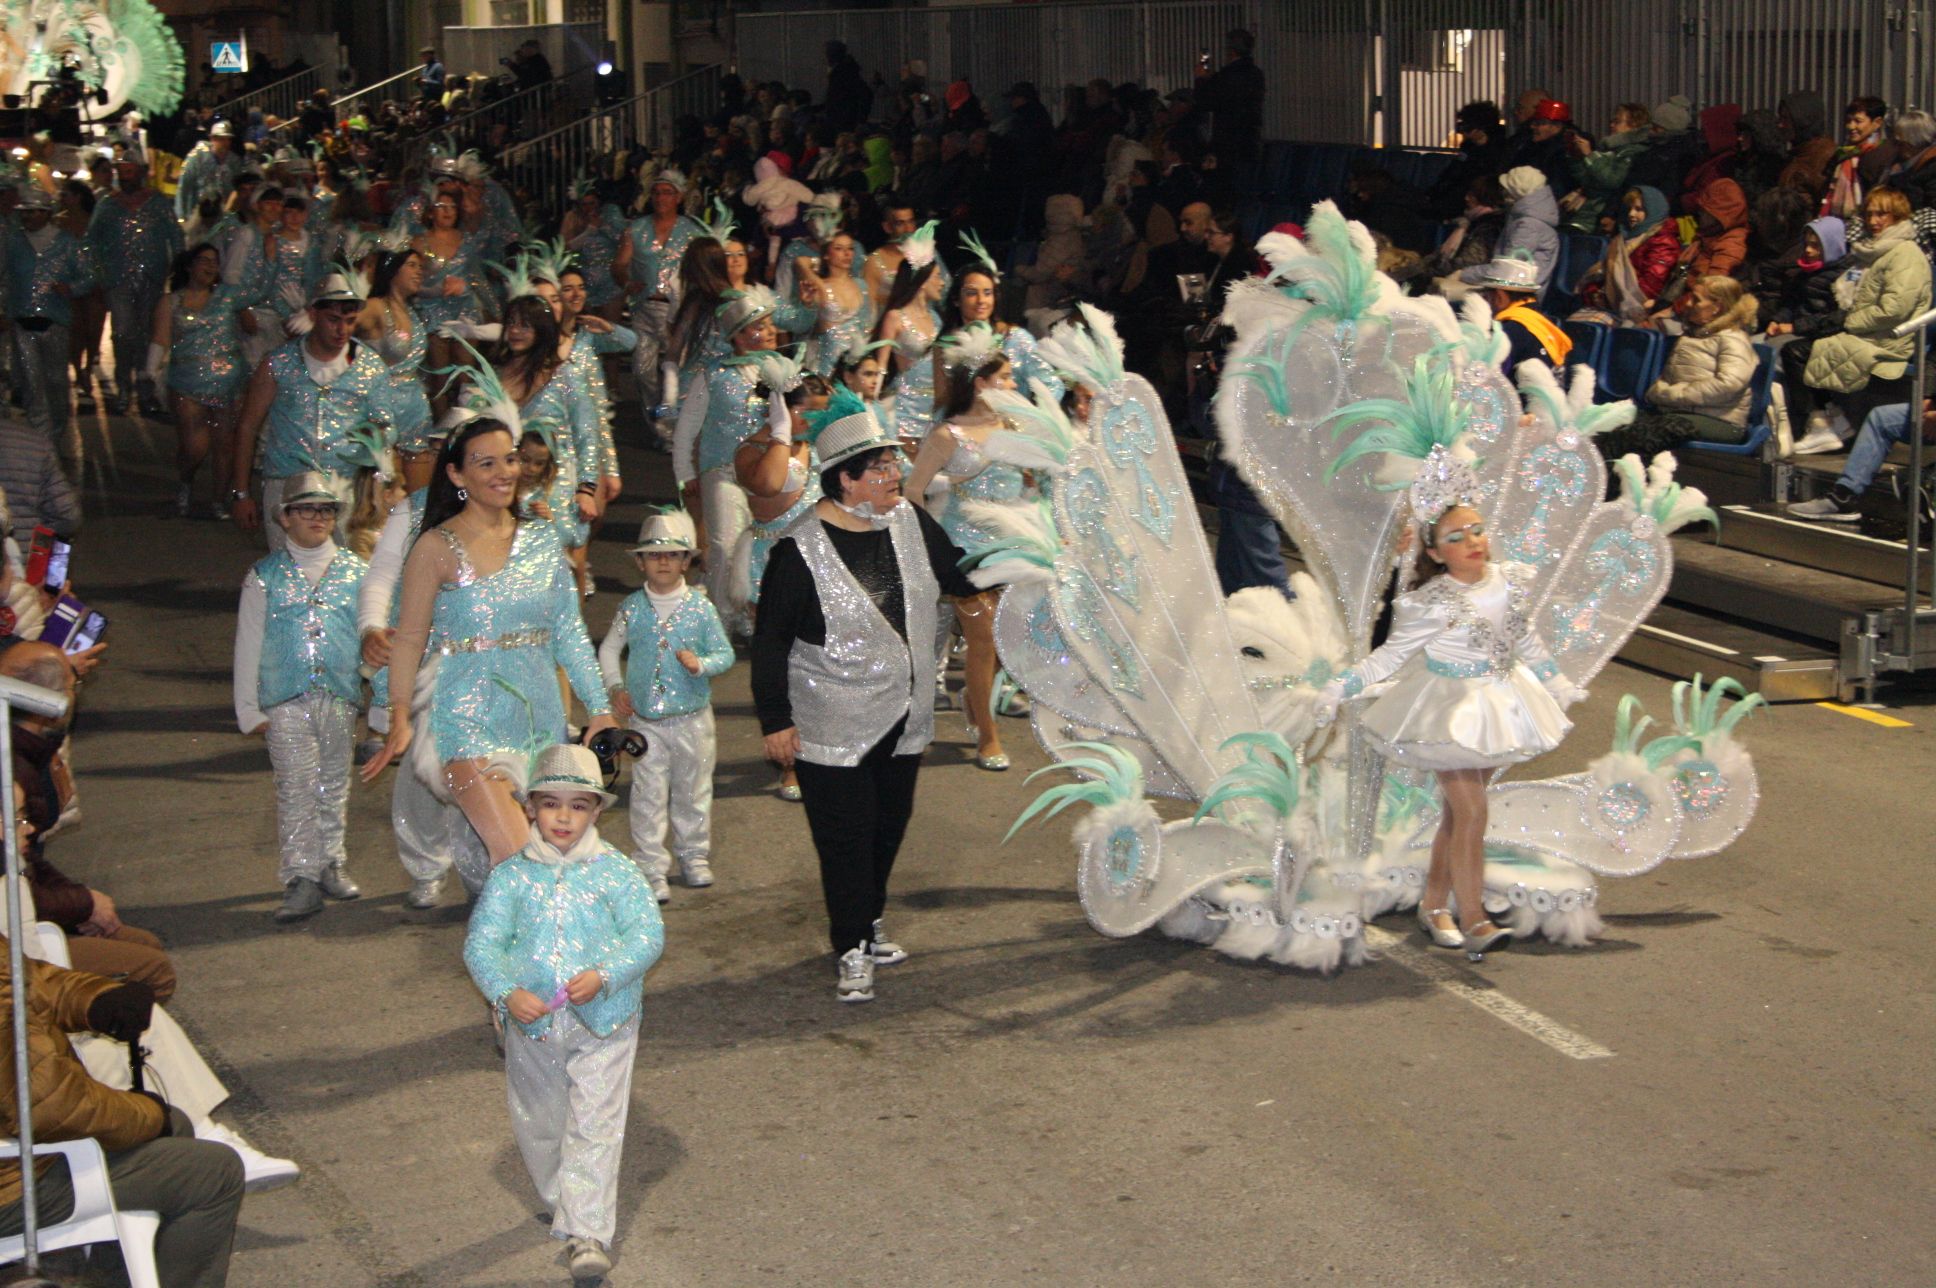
[464,742,663,1283]
[233,471,369,923]
[597,508,735,902]
[1317,447,1585,955]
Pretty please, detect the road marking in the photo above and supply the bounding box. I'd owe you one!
[1814,701,1913,728]
[1365,926,1616,1060]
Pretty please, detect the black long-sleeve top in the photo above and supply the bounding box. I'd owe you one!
[752,506,978,735]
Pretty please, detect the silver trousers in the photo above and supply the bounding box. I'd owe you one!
[626,707,715,876]
[631,297,671,410]
[700,465,750,624]
[108,276,166,403]
[390,754,458,883]
[264,691,355,885]
[505,1009,638,1246]
[11,321,72,457]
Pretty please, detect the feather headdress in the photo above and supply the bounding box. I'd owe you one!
[428,336,525,440]
[899,219,939,270]
[801,383,869,439]
[842,335,895,367]
[525,236,575,286]
[958,229,1001,283]
[454,149,490,185]
[694,197,738,245]
[723,347,805,395]
[568,168,597,202]
[936,321,1003,374]
[1034,303,1125,398]
[488,250,542,301]
[334,421,397,483]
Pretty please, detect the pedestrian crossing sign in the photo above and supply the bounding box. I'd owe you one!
[212,41,246,73]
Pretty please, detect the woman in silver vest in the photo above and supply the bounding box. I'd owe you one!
[751,399,979,1005]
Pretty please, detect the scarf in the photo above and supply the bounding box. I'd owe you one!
[1604,187,1670,322]
[832,496,905,530]
[521,821,605,867]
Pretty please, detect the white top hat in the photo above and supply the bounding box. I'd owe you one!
[307,272,364,306]
[1469,249,1541,294]
[714,285,778,336]
[210,120,234,139]
[807,385,900,470]
[520,744,617,808]
[630,509,698,553]
[277,470,342,512]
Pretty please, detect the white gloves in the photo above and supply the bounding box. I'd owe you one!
[436,320,502,343]
[766,392,792,444]
[1544,675,1588,708]
[1312,680,1345,728]
[143,342,167,385]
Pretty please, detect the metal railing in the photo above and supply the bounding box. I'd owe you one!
[210,66,330,127]
[495,90,654,223]
[734,0,1934,150]
[394,68,596,177]
[264,65,426,142]
[441,23,605,80]
[639,63,723,154]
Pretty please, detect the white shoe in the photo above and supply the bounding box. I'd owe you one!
[195,1120,301,1193]
[869,919,908,965]
[678,855,713,888]
[647,869,671,903]
[1790,427,1845,455]
[318,865,361,900]
[836,945,875,1002]
[566,1236,611,1280]
[406,875,445,909]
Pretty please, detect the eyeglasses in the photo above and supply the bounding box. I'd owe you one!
[860,458,904,479]
[285,503,340,519]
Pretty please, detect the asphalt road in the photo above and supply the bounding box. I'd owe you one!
[34,399,1935,1287]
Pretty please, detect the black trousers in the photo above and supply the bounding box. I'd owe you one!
[794,718,922,954]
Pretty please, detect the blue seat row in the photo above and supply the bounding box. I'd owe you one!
[1242,141,1458,242]
[1562,320,1776,457]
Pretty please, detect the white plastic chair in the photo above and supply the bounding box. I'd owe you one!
[0,1137,162,1287]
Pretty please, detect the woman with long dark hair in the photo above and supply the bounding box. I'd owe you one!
[354,247,436,490]
[944,240,1065,403]
[665,234,735,496]
[55,178,105,402]
[148,242,247,517]
[489,292,602,594]
[360,410,615,864]
[871,241,944,444]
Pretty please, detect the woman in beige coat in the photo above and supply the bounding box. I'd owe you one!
[1598,275,1760,459]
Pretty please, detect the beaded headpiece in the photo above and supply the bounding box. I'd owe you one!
[899,218,939,270]
[1408,444,1483,539]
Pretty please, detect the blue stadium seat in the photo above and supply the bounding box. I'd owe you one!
[1596,327,1664,404]
[1563,320,1611,375]
[1684,342,1778,457]
[1544,233,1607,314]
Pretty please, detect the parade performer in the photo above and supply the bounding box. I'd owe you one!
[230,272,392,550]
[949,232,1065,402]
[598,509,734,902]
[688,284,783,614]
[360,381,616,867]
[751,396,980,1003]
[232,471,369,922]
[615,169,702,423]
[149,242,246,517]
[797,229,869,377]
[463,742,663,1283]
[558,261,629,510]
[351,245,438,491]
[774,193,851,305]
[86,146,180,418]
[414,189,486,376]
[870,222,945,443]
[559,177,626,322]
[174,119,240,223]
[662,204,738,473]
[218,183,290,370]
[1313,453,1584,954]
[3,186,94,470]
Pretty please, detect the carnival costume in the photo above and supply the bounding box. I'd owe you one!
[232,473,368,897]
[174,135,241,222]
[976,208,1765,973]
[414,226,487,333]
[883,223,944,443]
[85,176,181,411]
[721,351,824,626]
[956,233,1066,405]
[622,175,704,415]
[464,745,663,1253]
[160,282,247,405]
[2,195,94,457]
[598,510,735,895]
[690,283,782,609]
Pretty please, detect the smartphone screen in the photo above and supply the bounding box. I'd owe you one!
[42,540,71,588]
[64,611,106,655]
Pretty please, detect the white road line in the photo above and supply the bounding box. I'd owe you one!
[1364,926,1616,1060]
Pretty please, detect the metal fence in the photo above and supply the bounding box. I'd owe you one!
[495,90,651,218]
[640,63,725,154]
[734,0,1935,149]
[394,68,596,178]
[441,23,604,81]
[211,66,331,127]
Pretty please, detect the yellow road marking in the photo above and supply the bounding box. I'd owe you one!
[1815,702,1913,728]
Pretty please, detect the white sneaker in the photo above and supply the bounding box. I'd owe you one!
[566,1236,611,1280]
[836,945,875,1003]
[1790,427,1845,455]
[318,865,361,900]
[195,1120,301,1193]
[678,855,713,888]
[870,919,908,965]
[406,875,445,909]
[646,869,671,903]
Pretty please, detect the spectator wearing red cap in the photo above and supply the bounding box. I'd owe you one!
[1509,97,1575,197]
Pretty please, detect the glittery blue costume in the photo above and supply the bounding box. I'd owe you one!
[373,309,434,453]
[520,371,601,548]
[87,190,181,404]
[166,285,249,404]
[624,214,704,302]
[803,280,871,377]
[415,233,486,330]
[932,424,1028,550]
[697,362,769,477]
[568,205,628,307]
[888,311,940,442]
[257,338,393,478]
[425,522,610,762]
[175,142,242,220]
[1001,327,1066,403]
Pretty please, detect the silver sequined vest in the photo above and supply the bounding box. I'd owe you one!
[786,504,939,767]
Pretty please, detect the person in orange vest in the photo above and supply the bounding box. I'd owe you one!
[1472,250,1571,377]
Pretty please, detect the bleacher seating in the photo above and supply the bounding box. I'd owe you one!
[1563,319,1611,376]
[1684,341,1778,457]
[1246,141,1458,242]
[1597,326,1665,405]
[1544,234,1607,316]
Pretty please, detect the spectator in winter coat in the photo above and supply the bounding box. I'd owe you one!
[1018,193,1089,320]
[1679,104,1743,210]
[0,420,82,546]
[1741,185,1818,314]
[1192,29,1267,176]
[1427,175,1508,280]
[1762,217,1848,344]
[1628,96,1705,203]
[1457,166,1559,290]
[1574,186,1682,324]
[1512,99,1575,196]
[824,42,873,132]
[1600,275,1762,457]
[1776,90,1838,202]
[1822,96,1897,223]
[1686,178,1750,278]
[1883,109,1936,210]
[1732,109,1788,206]
[1428,100,1514,220]
[1562,103,1653,233]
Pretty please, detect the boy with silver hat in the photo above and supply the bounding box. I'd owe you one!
[464,741,663,1282]
[175,119,241,222]
[1467,248,1572,376]
[597,506,734,902]
[3,183,94,470]
[751,397,982,1002]
[230,271,393,550]
[232,470,370,922]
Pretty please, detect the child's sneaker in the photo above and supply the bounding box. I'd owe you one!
[836,945,875,1003]
[566,1236,611,1281]
[870,919,908,965]
[678,855,713,887]
[319,864,361,900]
[274,878,324,922]
[646,869,671,903]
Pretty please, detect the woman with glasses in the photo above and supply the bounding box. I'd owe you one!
[751,399,978,1004]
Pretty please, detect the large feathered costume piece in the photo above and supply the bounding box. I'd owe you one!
[3,0,184,117]
[981,201,1760,972]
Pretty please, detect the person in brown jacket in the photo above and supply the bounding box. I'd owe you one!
[0,927,243,1286]
[1775,90,1839,203]
[1687,178,1750,278]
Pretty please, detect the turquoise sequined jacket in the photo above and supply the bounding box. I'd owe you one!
[599,587,735,720]
[464,840,664,1038]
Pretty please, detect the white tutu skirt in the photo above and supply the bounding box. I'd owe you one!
[1358,661,1571,771]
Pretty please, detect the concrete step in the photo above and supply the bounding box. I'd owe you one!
[1667,535,1922,644]
[1616,602,1839,702]
[1715,504,1928,589]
